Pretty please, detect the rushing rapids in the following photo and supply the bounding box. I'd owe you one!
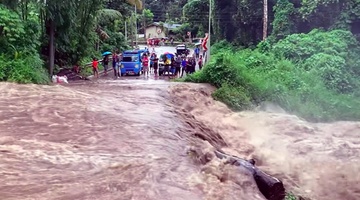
[0,79,359,200]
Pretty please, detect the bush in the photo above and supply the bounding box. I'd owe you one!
[303,53,354,93]
[212,84,252,111]
[184,70,207,83]
[0,54,50,84]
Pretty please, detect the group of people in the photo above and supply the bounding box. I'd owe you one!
[140,51,203,78]
[140,52,158,77]
[90,47,204,79]
[91,50,122,79]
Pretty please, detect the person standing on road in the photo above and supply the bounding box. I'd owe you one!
[150,53,156,74]
[151,39,155,52]
[117,51,122,77]
[190,57,196,74]
[194,46,200,60]
[198,55,203,70]
[142,54,150,77]
[102,55,109,76]
[180,57,187,78]
[92,57,99,78]
[164,56,171,77]
[153,54,159,77]
[170,57,176,79]
[112,51,118,78]
[175,55,182,78]
[186,57,193,74]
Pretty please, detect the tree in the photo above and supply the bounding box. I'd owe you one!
[126,0,142,9]
[263,0,268,40]
[41,0,77,75]
[183,0,209,37]
[269,0,295,42]
[138,8,154,33]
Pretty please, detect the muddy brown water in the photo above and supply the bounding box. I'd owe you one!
[0,78,360,200]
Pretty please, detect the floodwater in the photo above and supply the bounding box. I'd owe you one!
[0,77,360,200]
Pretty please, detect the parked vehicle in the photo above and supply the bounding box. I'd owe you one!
[158,53,175,76]
[120,49,147,76]
[147,38,161,46]
[175,44,190,57]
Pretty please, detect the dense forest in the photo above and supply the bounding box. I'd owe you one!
[1,0,360,122]
[147,0,360,45]
[0,0,143,83]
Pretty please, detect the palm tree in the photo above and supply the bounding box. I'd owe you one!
[95,0,142,41]
[95,9,123,40]
[125,0,142,10]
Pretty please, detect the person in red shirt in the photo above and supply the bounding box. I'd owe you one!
[92,57,99,78]
[142,54,149,77]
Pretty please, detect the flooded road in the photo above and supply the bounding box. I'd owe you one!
[0,79,206,200]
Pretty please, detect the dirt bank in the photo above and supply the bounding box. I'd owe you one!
[169,83,360,200]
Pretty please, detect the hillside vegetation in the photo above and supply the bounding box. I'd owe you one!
[0,1,133,84]
[185,29,360,122]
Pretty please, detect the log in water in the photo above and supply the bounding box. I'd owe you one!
[214,150,286,200]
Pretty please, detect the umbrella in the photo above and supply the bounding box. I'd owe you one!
[162,52,175,59]
[163,52,174,55]
[160,54,173,60]
[102,51,112,56]
[195,42,202,46]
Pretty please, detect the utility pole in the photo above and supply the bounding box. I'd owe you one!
[135,4,138,47]
[125,20,127,43]
[207,0,211,63]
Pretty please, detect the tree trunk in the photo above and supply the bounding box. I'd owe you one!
[49,19,55,76]
[214,150,285,200]
[263,0,268,40]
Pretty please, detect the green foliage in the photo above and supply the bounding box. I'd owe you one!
[303,53,355,93]
[0,5,49,84]
[0,5,25,54]
[212,0,263,46]
[183,70,207,83]
[185,30,360,122]
[273,29,360,61]
[210,40,237,55]
[98,9,122,26]
[285,192,297,200]
[101,31,130,53]
[182,0,209,37]
[172,23,194,41]
[270,0,295,42]
[212,84,252,110]
[257,40,272,53]
[0,6,41,55]
[0,54,50,84]
[139,9,154,25]
[272,29,360,93]
[145,0,186,22]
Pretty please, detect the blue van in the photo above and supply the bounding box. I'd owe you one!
[120,49,147,76]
